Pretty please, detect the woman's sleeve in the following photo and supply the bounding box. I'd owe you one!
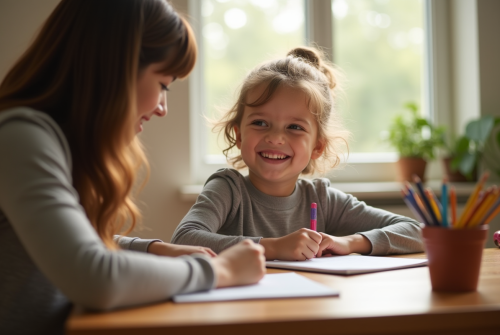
[114,235,162,252]
[0,119,215,310]
[324,186,424,255]
[171,177,256,253]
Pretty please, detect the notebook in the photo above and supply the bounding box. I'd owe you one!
[266,255,428,275]
[172,272,339,303]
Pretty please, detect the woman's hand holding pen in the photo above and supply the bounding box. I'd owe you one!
[148,242,217,258]
[260,228,322,261]
[212,239,266,288]
[315,233,372,257]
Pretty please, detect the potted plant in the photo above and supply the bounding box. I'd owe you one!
[386,102,445,182]
[444,115,500,181]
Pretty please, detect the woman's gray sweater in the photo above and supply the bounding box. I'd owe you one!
[0,107,215,335]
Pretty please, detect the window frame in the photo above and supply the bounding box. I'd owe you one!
[188,0,451,184]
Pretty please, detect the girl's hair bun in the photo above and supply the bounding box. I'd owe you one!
[287,47,321,69]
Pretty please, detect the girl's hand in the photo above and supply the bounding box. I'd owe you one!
[316,233,372,257]
[211,239,266,288]
[148,242,217,258]
[260,228,322,261]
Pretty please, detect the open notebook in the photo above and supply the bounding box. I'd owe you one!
[173,272,339,303]
[266,255,428,275]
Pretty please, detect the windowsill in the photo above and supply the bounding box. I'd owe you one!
[180,180,476,206]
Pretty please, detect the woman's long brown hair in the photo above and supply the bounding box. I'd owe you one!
[0,0,197,248]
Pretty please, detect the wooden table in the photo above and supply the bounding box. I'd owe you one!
[67,249,500,335]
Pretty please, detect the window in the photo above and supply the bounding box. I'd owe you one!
[332,0,424,153]
[189,0,440,183]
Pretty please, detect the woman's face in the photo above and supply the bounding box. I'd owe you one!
[135,62,175,133]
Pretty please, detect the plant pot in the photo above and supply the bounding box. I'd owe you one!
[442,157,477,182]
[396,157,427,182]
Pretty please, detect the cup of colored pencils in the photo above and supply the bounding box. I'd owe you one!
[401,173,497,292]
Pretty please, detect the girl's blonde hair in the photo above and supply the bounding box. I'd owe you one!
[0,0,197,249]
[214,46,350,175]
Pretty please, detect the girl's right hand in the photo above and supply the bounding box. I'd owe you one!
[260,228,322,261]
[211,239,266,288]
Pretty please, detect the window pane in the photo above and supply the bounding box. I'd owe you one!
[332,0,424,153]
[202,0,305,156]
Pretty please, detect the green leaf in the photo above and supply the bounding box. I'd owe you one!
[454,136,470,154]
[405,102,418,114]
[465,115,494,142]
[458,152,477,176]
[416,119,429,127]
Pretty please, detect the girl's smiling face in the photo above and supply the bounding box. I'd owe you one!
[135,62,175,133]
[234,85,325,196]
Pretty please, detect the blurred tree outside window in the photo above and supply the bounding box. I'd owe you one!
[332,0,424,153]
[201,0,305,157]
[198,0,424,159]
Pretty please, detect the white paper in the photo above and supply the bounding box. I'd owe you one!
[172,272,339,303]
[266,255,428,275]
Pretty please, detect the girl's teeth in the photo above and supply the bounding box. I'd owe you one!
[262,153,286,159]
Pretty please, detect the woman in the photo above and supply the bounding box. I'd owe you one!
[0,1,265,334]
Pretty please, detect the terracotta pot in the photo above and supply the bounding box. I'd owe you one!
[442,157,477,182]
[396,157,427,182]
[422,225,488,292]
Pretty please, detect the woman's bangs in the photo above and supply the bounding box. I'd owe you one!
[158,18,197,79]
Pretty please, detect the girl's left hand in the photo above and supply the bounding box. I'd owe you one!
[316,233,372,257]
[148,242,217,258]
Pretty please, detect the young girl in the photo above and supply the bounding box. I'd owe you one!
[171,47,424,261]
[0,1,265,334]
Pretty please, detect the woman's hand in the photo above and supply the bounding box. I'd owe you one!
[211,239,266,288]
[147,242,217,258]
[316,233,372,257]
[260,228,322,261]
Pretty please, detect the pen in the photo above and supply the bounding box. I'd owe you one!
[310,203,317,231]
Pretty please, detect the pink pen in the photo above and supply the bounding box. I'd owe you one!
[310,203,317,231]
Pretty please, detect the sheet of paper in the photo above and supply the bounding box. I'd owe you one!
[266,255,428,275]
[172,272,339,303]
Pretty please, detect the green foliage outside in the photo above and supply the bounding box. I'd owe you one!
[333,0,424,152]
[386,102,445,160]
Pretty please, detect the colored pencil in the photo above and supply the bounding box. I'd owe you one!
[482,198,500,226]
[463,189,489,227]
[405,182,431,225]
[468,186,499,227]
[425,188,442,224]
[468,188,497,227]
[441,178,448,227]
[456,172,489,228]
[428,188,443,218]
[450,186,457,227]
[402,189,427,225]
[413,176,439,225]
[481,194,500,225]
